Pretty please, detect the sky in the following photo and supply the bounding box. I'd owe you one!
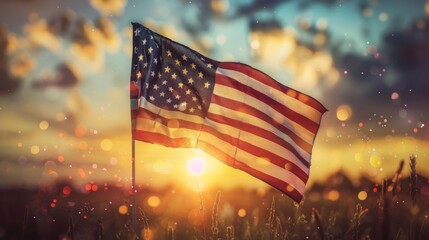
[0,0,428,192]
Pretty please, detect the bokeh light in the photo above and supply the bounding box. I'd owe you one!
[91,184,98,192]
[237,208,247,218]
[147,195,161,208]
[44,161,56,173]
[326,190,340,201]
[30,145,40,155]
[118,205,128,215]
[74,125,86,137]
[39,120,49,130]
[379,12,389,22]
[336,104,352,121]
[391,92,399,100]
[100,139,113,151]
[57,155,65,163]
[62,186,71,195]
[358,191,368,201]
[187,157,205,176]
[370,154,382,167]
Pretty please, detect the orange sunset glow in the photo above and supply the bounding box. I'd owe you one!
[1,0,428,239]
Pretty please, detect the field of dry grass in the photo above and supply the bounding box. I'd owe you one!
[1,157,428,240]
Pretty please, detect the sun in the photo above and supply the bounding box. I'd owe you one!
[187,157,205,176]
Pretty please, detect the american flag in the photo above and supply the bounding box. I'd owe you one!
[130,22,326,203]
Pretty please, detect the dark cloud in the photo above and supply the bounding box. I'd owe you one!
[68,18,105,67]
[0,68,21,95]
[328,17,429,104]
[323,17,429,138]
[383,18,429,73]
[94,17,121,52]
[47,9,75,36]
[326,52,385,107]
[32,63,80,89]
[297,0,339,9]
[178,0,216,37]
[179,0,288,35]
[233,0,290,19]
[249,18,283,32]
[70,15,120,52]
[381,17,429,116]
[0,26,21,94]
[70,18,93,46]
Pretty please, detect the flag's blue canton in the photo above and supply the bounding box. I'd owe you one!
[131,23,219,118]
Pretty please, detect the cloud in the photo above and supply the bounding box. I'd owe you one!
[23,14,62,52]
[9,52,36,78]
[0,70,21,95]
[67,88,89,116]
[319,16,429,138]
[0,26,22,94]
[330,17,429,110]
[67,16,122,69]
[20,9,122,74]
[232,0,290,19]
[30,61,90,123]
[298,0,338,9]
[381,17,429,116]
[90,0,127,16]
[69,18,104,69]
[94,17,121,53]
[383,17,429,75]
[32,62,80,89]
[46,9,75,36]
[248,19,339,95]
[326,52,385,106]
[5,32,19,54]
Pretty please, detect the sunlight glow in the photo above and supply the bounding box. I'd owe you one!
[187,157,205,176]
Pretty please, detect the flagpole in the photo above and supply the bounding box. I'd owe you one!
[131,139,138,239]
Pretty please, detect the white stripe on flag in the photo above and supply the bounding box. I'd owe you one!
[135,114,306,195]
[204,117,310,173]
[216,67,323,123]
[212,84,315,143]
[207,103,311,162]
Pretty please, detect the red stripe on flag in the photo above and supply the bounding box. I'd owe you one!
[133,130,196,148]
[216,73,319,133]
[130,23,327,203]
[207,112,309,167]
[134,129,303,203]
[218,62,327,114]
[210,94,313,154]
[130,82,140,97]
[136,108,309,182]
[233,159,304,202]
[199,140,304,202]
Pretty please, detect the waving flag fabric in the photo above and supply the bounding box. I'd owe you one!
[130,22,326,202]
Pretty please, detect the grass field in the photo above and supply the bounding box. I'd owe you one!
[1,159,428,240]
